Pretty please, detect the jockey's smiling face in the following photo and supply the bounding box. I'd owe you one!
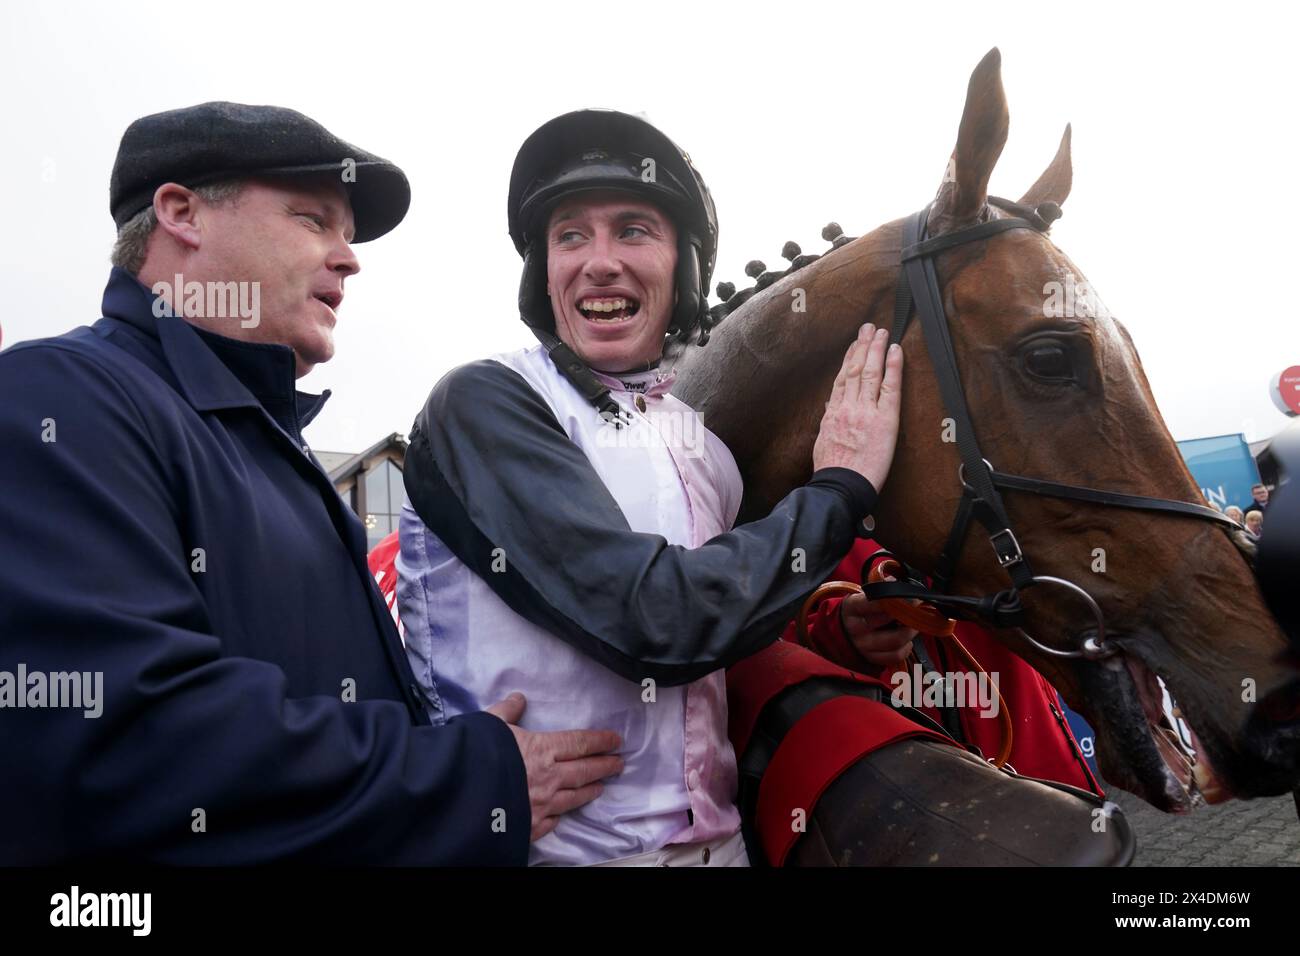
[546,190,678,373]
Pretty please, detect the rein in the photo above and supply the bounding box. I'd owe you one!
[795,552,1015,767]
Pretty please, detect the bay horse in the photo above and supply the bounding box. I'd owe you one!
[673,48,1299,819]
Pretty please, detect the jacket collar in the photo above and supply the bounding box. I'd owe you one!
[590,364,677,398]
[101,267,330,429]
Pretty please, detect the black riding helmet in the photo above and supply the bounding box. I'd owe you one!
[508,110,718,371]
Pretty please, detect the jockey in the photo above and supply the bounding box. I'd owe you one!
[394,109,905,866]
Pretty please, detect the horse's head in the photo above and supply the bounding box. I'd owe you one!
[674,48,1299,812]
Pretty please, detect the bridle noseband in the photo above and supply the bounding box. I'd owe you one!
[866,198,1246,661]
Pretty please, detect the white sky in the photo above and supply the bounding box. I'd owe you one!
[2,0,1296,454]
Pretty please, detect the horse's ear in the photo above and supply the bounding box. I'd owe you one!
[930,47,1009,235]
[1019,124,1073,208]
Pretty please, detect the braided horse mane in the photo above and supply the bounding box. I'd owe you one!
[697,223,857,346]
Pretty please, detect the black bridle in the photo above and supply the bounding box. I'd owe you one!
[863,198,1245,660]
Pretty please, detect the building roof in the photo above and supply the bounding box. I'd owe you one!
[313,450,356,473]
[325,432,408,483]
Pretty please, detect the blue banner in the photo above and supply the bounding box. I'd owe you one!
[1177,433,1263,511]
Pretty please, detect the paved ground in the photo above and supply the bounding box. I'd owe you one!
[1107,788,1300,866]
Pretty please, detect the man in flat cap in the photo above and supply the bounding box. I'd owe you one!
[0,102,621,864]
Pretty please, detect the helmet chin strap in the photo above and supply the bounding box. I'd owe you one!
[529,327,624,423]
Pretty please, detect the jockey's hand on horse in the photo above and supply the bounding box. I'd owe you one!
[812,323,904,492]
[838,576,918,667]
[484,692,625,842]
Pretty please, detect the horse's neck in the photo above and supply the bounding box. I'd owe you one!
[680,220,907,516]
[700,220,904,385]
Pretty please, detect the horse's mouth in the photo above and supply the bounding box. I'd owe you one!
[1082,635,1232,812]
[1122,650,1231,810]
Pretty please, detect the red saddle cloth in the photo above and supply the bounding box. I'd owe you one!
[726,640,960,865]
[729,538,1102,864]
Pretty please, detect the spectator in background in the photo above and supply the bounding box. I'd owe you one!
[1245,484,1270,518]
[1246,510,1264,538]
[1225,505,1246,527]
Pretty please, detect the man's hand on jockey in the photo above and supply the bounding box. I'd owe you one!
[812,323,904,492]
[484,692,625,842]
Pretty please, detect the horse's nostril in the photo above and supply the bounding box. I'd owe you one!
[1258,676,1300,724]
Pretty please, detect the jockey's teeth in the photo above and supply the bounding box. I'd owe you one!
[579,298,639,321]
[580,298,628,312]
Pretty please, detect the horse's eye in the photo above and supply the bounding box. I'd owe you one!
[1022,343,1074,381]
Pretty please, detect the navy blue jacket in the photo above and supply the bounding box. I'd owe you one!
[0,269,528,864]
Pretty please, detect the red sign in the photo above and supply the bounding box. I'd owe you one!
[1272,366,1300,416]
